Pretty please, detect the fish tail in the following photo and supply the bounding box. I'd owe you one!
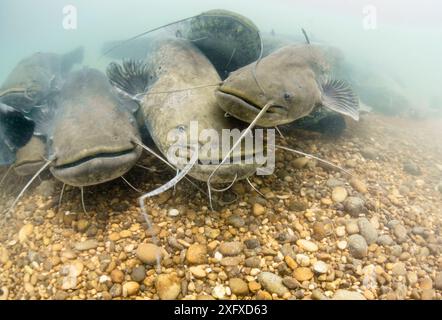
[106,59,151,97]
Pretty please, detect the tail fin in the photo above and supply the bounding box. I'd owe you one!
[61,46,84,74]
[0,103,35,150]
[106,60,151,98]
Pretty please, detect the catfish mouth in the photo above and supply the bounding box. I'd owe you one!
[50,146,142,187]
[216,88,289,116]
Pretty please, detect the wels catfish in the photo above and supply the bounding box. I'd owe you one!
[0,47,84,112]
[107,38,265,185]
[216,44,360,127]
[30,68,142,187]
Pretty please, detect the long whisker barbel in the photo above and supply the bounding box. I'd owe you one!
[121,176,142,193]
[7,160,52,213]
[206,102,273,210]
[80,187,88,214]
[246,176,265,197]
[273,144,353,176]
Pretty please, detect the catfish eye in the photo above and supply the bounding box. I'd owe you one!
[177,125,186,133]
[283,93,292,101]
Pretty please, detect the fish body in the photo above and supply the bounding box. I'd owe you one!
[216,44,359,127]
[0,47,84,112]
[32,68,142,187]
[108,38,264,183]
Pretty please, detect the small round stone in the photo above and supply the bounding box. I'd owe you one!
[122,281,140,296]
[348,234,368,259]
[344,197,365,217]
[131,266,146,282]
[257,272,289,296]
[252,203,266,216]
[219,241,243,256]
[293,267,314,281]
[156,274,181,300]
[168,208,179,217]
[110,269,125,283]
[186,244,208,265]
[296,239,318,252]
[332,187,348,203]
[312,261,328,274]
[229,278,249,296]
[136,243,163,265]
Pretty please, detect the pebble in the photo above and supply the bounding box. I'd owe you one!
[406,272,418,286]
[332,289,366,300]
[391,262,407,276]
[252,203,266,216]
[123,281,140,296]
[344,197,365,217]
[110,269,125,283]
[136,243,163,265]
[350,177,368,193]
[74,240,98,251]
[218,241,243,256]
[282,277,301,289]
[294,267,314,281]
[419,278,433,290]
[227,214,245,228]
[257,272,289,296]
[435,272,442,290]
[346,220,359,235]
[312,261,328,274]
[186,244,208,265]
[337,240,347,250]
[377,235,394,246]
[168,208,179,217]
[295,254,310,267]
[296,239,318,252]
[326,178,344,188]
[76,219,90,232]
[312,222,332,240]
[212,285,227,299]
[110,284,122,297]
[357,218,378,245]
[248,281,261,292]
[245,256,261,268]
[18,224,34,243]
[348,235,368,259]
[189,266,206,279]
[393,225,408,243]
[131,266,146,282]
[0,287,9,300]
[35,180,55,197]
[421,289,435,300]
[229,278,249,296]
[156,274,181,300]
[331,186,348,203]
[292,157,309,169]
[403,161,422,176]
[244,238,260,249]
[336,226,346,237]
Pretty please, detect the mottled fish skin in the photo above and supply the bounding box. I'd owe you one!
[35,68,142,187]
[109,38,264,184]
[0,47,83,112]
[216,44,359,127]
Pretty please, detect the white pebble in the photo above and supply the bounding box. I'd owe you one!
[168,208,180,217]
[337,240,347,250]
[214,251,223,261]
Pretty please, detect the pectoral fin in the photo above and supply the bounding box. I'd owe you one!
[320,78,359,121]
